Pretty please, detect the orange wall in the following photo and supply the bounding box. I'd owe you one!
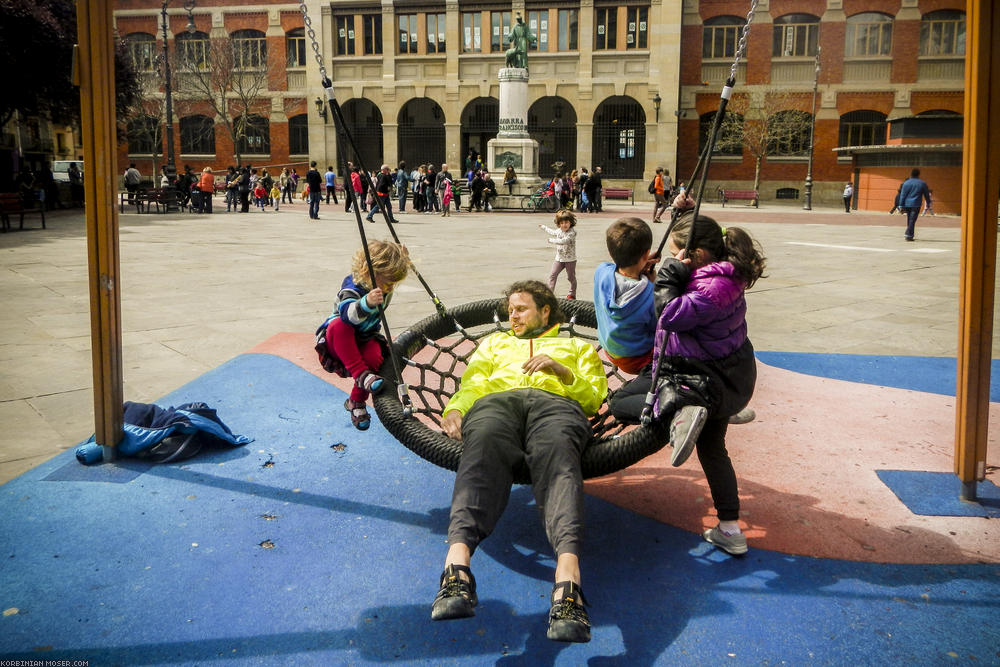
[856,166,960,215]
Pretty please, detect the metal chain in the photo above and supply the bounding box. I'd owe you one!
[730,0,758,81]
[298,0,329,82]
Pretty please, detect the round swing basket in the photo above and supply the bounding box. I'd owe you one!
[373,298,670,483]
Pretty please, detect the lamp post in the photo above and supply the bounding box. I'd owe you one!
[802,46,821,210]
[160,0,197,184]
[653,92,662,123]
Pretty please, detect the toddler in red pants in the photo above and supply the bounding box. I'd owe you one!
[317,240,410,430]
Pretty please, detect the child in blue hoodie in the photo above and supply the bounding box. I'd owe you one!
[593,217,659,375]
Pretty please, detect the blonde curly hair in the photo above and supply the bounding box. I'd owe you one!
[351,240,410,289]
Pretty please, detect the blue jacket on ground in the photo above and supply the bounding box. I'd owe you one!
[593,261,656,359]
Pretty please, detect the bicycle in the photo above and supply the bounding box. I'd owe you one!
[520,186,558,213]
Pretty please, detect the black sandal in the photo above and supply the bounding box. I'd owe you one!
[547,581,591,643]
[430,563,477,620]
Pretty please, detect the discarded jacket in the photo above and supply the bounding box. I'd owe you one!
[76,401,253,465]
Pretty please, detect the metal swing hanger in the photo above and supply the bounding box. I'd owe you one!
[641,0,758,427]
[656,0,758,259]
[298,2,447,322]
[298,4,420,418]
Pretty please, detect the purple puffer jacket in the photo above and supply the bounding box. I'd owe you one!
[653,261,747,362]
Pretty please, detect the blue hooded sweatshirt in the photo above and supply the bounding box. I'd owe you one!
[593,261,656,359]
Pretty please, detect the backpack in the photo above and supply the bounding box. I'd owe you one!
[647,177,657,194]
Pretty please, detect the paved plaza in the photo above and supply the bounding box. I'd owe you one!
[0,197,977,484]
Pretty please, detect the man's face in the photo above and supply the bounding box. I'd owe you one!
[508,291,550,337]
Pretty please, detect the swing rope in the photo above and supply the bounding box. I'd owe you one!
[640,0,758,425]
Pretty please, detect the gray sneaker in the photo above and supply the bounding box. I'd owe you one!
[669,405,707,467]
[703,525,748,556]
[728,407,756,425]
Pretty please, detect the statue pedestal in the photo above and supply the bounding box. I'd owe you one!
[488,67,540,183]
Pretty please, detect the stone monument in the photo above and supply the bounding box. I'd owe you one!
[488,14,540,183]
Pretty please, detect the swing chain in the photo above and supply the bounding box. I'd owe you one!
[729,0,758,82]
[298,0,329,83]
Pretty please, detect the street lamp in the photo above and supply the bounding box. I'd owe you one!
[315,97,328,120]
[803,45,821,210]
[653,93,662,122]
[161,0,197,184]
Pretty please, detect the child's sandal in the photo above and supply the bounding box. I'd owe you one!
[344,399,371,431]
[357,371,384,395]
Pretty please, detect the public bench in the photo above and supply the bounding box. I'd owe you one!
[603,187,634,204]
[720,189,759,207]
[120,190,147,213]
[143,188,182,213]
[0,192,46,231]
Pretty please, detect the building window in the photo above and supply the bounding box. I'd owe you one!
[920,10,965,56]
[286,28,306,67]
[237,114,269,155]
[838,110,887,146]
[180,115,215,154]
[127,115,161,155]
[336,15,356,55]
[491,11,511,53]
[427,13,446,53]
[773,14,819,57]
[702,16,744,59]
[177,31,210,70]
[767,110,812,156]
[232,29,266,69]
[595,8,617,50]
[527,11,548,52]
[845,12,892,57]
[288,114,309,155]
[557,9,578,51]
[626,7,647,49]
[362,14,382,55]
[126,33,157,73]
[398,14,418,54]
[462,12,482,52]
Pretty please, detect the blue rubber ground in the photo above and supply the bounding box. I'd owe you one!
[2,353,999,665]
[756,351,1000,402]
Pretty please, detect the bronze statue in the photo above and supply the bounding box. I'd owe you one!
[505,14,536,70]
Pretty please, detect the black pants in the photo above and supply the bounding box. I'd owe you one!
[609,342,756,523]
[449,389,591,556]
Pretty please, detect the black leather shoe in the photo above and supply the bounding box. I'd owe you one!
[547,581,591,643]
[431,564,477,620]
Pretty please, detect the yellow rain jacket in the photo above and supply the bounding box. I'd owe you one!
[443,324,608,418]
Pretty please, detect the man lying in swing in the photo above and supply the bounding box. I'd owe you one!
[433,280,608,643]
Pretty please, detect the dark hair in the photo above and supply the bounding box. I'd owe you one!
[503,280,565,326]
[606,217,652,268]
[310,161,317,167]
[911,168,920,178]
[669,214,767,289]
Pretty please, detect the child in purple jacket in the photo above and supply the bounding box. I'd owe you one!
[610,212,766,556]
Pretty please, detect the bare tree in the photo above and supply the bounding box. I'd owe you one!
[172,32,279,166]
[709,88,813,193]
[119,73,165,181]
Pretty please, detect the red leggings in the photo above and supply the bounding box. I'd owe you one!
[327,317,384,402]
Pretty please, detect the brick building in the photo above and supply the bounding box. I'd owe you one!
[678,0,966,211]
[113,0,967,209]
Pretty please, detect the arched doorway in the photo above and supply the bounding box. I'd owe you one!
[398,98,446,170]
[592,96,645,178]
[527,97,577,177]
[460,97,498,172]
[337,99,383,174]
